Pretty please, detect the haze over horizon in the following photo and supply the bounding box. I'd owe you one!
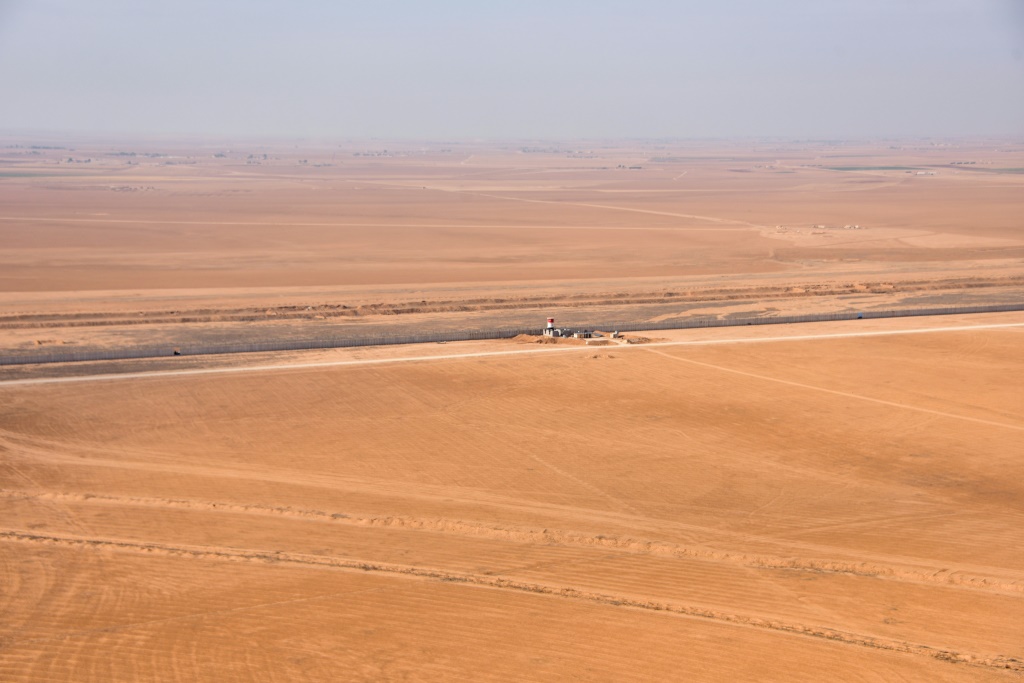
[1,0,1022,141]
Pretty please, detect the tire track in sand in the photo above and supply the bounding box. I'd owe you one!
[643,348,1024,432]
[0,587,384,650]
[462,191,760,229]
[4,490,1019,595]
[1,530,1019,673]
[517,452,641,516]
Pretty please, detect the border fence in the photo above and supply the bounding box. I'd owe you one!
[2,302,1022,367]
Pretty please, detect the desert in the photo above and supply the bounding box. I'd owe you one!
[1,138,1022,359]
[1,137,1023,681]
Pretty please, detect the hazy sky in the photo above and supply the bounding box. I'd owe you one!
[1,0,1022,139]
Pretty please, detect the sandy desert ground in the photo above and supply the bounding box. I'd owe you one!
[2,314,1023,681]
[1,137,1023,681]
[1,137,1023,356]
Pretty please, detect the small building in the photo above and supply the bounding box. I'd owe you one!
[543,318,593,339]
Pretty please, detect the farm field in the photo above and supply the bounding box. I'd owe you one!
[2,314,1023,681]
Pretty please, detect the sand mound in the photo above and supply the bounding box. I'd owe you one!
[511,334,585,345]
[511,333,556,344]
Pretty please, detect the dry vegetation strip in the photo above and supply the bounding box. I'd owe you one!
[5,276,1017,329]
[3,530,1019,672]
[1,490,1019,594]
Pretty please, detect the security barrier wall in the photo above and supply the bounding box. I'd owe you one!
[2,302,1021,366]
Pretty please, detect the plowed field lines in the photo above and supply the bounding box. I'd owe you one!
[1,532,1020,675]
[2,549,1012,682]
[3,487,1022,598]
